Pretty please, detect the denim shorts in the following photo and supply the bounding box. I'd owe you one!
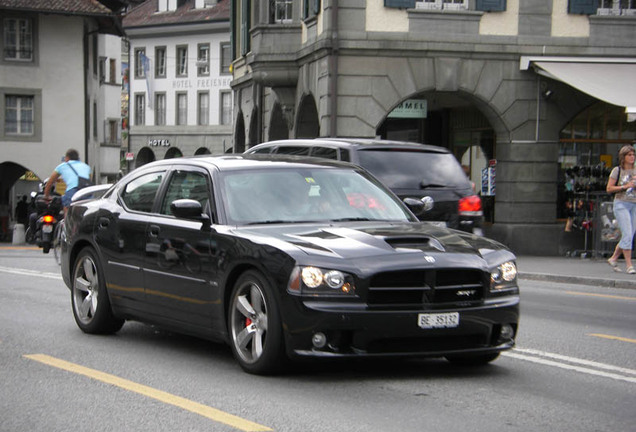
[613,199,636,250]
[62,187,78,207]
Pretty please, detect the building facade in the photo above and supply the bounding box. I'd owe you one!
[230,0,636,255]
[123,0,233,167]
[0,0,125,215]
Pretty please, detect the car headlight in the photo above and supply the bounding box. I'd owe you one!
[490,261,518,291]
[288,266,356,297]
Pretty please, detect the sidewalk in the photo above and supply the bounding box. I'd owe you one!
[517,256,636,290]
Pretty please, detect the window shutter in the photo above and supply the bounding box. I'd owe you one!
[476,0,506,12]
[384,0,416,9]
[568,0,597,14]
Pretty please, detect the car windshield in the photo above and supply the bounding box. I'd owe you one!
[220,166,414,225]
[357,149,471,190]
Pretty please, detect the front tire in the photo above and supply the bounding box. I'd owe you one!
[71,247,124,334]
[228,270,285,375]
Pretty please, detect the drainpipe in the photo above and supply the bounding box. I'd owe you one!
[329,0,339,137]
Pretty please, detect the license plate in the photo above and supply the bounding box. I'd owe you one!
[418,312,459,329]
[43,225,53,233]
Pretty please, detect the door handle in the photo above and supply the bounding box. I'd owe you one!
[98,217,110,229]
[148,225,160,237]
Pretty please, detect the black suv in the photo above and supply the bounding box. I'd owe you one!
[245,138,483,234]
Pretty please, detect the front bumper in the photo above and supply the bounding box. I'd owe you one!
[282,296,519,359]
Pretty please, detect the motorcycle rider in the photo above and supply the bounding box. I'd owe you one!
[43,148,91,215]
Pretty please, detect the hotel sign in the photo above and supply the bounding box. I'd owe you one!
[387,99,428,119]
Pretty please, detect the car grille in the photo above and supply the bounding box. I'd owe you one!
[367,269,485,308]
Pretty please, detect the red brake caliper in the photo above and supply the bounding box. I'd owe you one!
[245,318,252,327]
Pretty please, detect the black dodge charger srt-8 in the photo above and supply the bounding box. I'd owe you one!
[61,154,519,375]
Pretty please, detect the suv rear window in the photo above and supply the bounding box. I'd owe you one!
[357,149,471,190]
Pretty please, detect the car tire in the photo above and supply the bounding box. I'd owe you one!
[228,270,285,375]
[71,247,124,334]
[445,352,500,366]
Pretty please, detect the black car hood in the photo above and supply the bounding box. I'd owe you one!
[234,222,507,262]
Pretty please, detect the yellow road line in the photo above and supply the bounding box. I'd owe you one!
[0,246,38,250]
[566,291,635,301]
[587,334,636,344]
[24,354,272,432]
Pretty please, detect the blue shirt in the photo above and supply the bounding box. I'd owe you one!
[55,160,91,190]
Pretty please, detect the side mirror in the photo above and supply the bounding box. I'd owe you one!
[403,197,426,216]
[170,199,211,231]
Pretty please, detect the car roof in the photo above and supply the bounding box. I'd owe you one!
[123,153,359,177]
[248,138,451,154]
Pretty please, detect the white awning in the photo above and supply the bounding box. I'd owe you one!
[520,57,636,121]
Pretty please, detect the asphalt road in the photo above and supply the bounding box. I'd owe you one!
[0,246,634,432]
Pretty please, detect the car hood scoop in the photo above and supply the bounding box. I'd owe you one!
[249,222,479,259]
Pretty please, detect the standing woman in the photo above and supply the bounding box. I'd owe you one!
[606,145,636,273]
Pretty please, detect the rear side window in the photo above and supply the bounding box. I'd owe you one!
[357,149,471,190]
[250,147,273,154]
[120,172,165,213]
[275,146,310,156]
[311,146,338,160]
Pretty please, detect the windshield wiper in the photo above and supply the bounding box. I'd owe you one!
[329,217,374,222]
[246,220,294,225]
[420,182,448,189]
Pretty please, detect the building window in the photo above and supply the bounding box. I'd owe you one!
[93,101,97,138]
[5,95,33,135]
[106,119,119,144]
[385,0,416,8]
[110,59,117,84]
[176,93,187,125]
[99,57,106,83]
[198,92,209,125]
[415,0,469,10]
[240,0,251,55]
[176,45,188,77]
[134,93,145,125]
[3,17,33,61]
[155,46,166,78]
[220,91,232,125]
[197,43,210,76]
[273,0,293,22]
[220,42,231,75]
[598,0,636,15]
[135,48,146,78]
[303,0,321,19]
[155,93,166,126]
[568,0,635,14]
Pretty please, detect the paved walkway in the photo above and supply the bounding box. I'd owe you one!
[517,255,636,290]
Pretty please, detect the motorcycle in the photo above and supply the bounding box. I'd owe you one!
[33,195,63,254]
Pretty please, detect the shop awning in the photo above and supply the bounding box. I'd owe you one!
[520,57,636,122]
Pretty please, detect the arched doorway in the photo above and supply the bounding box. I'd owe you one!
[296,94,320,138]
[0,162,41,236]
[234,113,246,153]
[195,147,211,155]
[165,147,183,159]
[135,147,156,168]
[269,103,289,141]
[377,92,497,222]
